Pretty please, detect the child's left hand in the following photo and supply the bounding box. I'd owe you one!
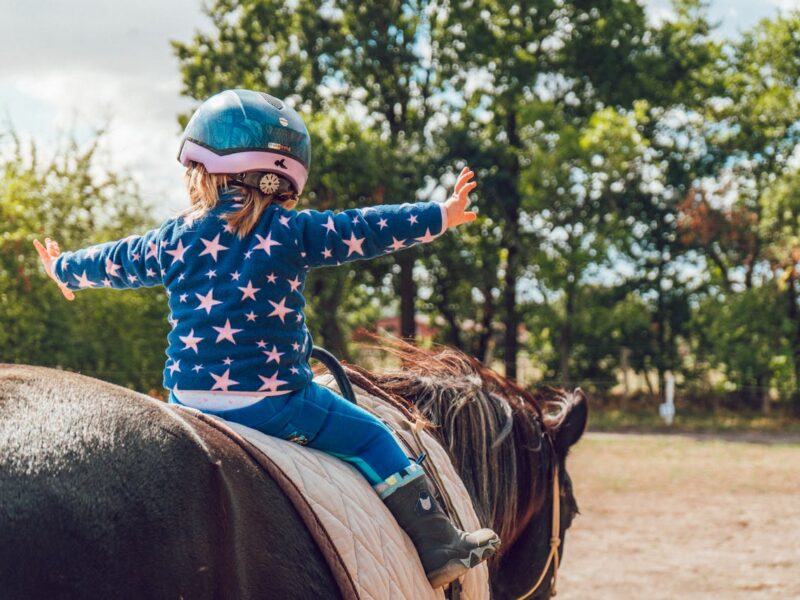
[33,238,75,301]
[444,166,478,228]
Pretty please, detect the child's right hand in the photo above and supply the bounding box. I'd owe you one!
[444,166,478,228]
[33,238,75,301]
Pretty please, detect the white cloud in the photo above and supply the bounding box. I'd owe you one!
[0,0,212,219]
[8,67,195,217]
[769,0,800,10]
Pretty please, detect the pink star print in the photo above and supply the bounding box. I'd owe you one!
[199,234,229,262]
[105,259,121,277]
[287,275,302,293]
[213,319,243,344]
[86,246,99,259]
[377,218,388,230]
[231,271,241,281]
[145,241,158,260]
[258,372,288,392]
[246,311,257,322]
[253,232,281,255]
[408,214,418,225]
[211,369,239,391]
[343,232,365,257]
[263,345,284,364]
[279,215,291,227]
[387,237,407,251]
[166,239,190,263]
[195,289,222,314]
[267,297,294,323]
[74,271,95,288]
[256,340,268,348]
[321,216,337,233]
[322,248,332,259]
[127,274,138,283]
[266,273,277,284]
[102,278,112,287]
[238,280,260,301]
[179,329,203,353]
[168,360,181,375]
[146,268,156,278]
[415,228,437,244]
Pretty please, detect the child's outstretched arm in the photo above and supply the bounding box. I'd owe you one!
[33,227,166,296]
[293,166,477,269]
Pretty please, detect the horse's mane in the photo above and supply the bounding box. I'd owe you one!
[341,338,576,552]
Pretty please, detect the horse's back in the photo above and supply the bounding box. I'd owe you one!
[0,365,341,600]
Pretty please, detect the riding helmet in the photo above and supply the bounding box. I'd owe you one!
[177,89,311,195]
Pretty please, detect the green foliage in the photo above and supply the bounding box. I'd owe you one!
[691,286,794,400]
[0,135,168,393]
[7,0,796,411]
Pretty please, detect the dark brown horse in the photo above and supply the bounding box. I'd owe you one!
[0,345,585,600]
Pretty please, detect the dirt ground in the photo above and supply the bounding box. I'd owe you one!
[557,432,800,599]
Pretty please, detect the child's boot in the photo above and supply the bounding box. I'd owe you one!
[379,467,500,588]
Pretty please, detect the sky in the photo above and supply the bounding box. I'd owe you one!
[1,0,799,220]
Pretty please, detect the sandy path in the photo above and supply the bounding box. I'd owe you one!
[557,432,800,599]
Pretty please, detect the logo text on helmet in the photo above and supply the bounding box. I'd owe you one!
[275,159,288,169]
[279,117,289,126]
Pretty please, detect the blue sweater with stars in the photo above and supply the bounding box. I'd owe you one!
[53,190,448,395]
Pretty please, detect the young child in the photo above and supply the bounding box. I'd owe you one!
[35,89,499,587]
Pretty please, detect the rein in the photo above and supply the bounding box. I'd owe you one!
[516,462,560,599]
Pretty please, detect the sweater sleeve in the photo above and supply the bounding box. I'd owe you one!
[52,227,166,291]
[292,201,448,269]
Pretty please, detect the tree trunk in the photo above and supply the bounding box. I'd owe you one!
[434,283,463,349]
[311,274,350,361]
[620,346,631,411]
[655,250,667,403]
[757,374,771,415]
[786,271,800,410]
[559,284,575,388]
[397,251,417,339]
[474,287,496,364]
[503,107,522,381]
[504,241,519,381]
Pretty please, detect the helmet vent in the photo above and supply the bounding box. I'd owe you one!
[260,93,284,110]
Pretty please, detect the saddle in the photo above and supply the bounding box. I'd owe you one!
[178,365,490,600]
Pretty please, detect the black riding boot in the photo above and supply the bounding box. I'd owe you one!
[382,473,501,588]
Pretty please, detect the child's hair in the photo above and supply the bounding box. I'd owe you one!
[182,162,298,237]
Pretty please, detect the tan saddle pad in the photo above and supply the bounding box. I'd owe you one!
[198,376,491,600]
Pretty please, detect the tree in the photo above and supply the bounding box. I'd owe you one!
[0,134,168,392]
[173,0,442,339]
[680,12,800,403]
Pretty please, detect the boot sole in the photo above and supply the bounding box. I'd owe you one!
[427,537,501,588]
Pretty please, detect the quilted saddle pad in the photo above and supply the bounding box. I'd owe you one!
[207,376,491,600]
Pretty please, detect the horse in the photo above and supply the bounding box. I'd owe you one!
[0,344,585,600]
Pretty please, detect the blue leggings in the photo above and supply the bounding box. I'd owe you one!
[170,383,412,486]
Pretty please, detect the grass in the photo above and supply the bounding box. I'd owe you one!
[588,405,800,435]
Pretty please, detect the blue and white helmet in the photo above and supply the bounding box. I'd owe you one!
[178,89,311,195]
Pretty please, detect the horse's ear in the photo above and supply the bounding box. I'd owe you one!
[553,389,588,455]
